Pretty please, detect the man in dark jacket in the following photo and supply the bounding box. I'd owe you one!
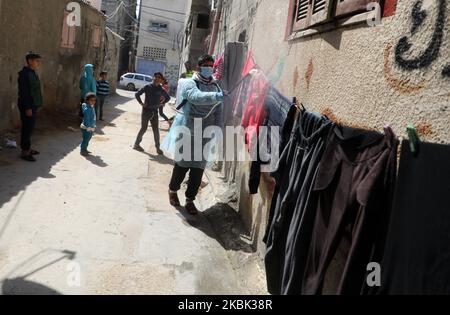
[134,72,170,155]
[17,52,43,162]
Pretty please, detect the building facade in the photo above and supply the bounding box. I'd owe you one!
[0,0,121,130]
[197,0,450,291]
[135,0,188,92]
[180,0,212,76]
[101,0,137,76]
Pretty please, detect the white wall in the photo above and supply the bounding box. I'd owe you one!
[137,0,189,86]
[85,0,103,11]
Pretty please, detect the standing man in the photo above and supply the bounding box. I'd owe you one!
[134,72,170,155]
[17,51,43,162]
[168,55,224,215]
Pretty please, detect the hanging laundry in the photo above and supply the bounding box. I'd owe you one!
[248,88,293,194]
[261,104,301,238]
[377,141,450,295]
[214,52,225,81]
[299,126,398,295]
[240,69,270,153]
[241,50,257,77]
[264,110,333,295]
[220,42,246,93]
[232,75,251,118]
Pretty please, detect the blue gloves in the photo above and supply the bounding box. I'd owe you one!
[216,91,224,102]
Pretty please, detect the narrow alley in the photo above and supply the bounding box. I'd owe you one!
[0,90,265,295]
[0,0,449,301]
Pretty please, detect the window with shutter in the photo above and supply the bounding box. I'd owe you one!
[288,0,388,38]
[335,0,378,17]
[293,0,309,30]
[310,0,332,25]
[293,0,332,31]
[92,25,101,48]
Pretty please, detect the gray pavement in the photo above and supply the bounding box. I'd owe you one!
[0,89,254,295]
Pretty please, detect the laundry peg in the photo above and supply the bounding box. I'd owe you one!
[293,97,299,109]
[406,124,420,156]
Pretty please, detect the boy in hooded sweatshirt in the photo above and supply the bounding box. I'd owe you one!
[80,93,97,156]
[79,64,97,118]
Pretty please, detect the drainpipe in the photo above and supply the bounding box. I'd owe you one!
[208,0,224,55]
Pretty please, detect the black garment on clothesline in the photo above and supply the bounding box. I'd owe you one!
[264,110,333,295]
[377,141,450,295]
[300,126,398,295]
[249,101,297,195]
[262,105,298,237]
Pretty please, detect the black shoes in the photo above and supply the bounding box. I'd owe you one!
[133,144,145,152]
[169,190,181,207]
[185,201,199,216]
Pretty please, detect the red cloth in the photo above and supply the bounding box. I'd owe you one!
[241,69,270,152]
[242,50,257,77]
[214,52,225,81]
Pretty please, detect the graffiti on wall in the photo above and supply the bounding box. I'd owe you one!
[305,59,314,91]
[443,65,450,77]
[385,0,448,93]
[164,64,180,90]
[267,57,286,85]
[293,67,300,91]
[395,0,446,72]
[384,43,427,93]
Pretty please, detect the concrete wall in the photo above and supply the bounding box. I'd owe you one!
[102,0,123,33]
[215,0,258,54]
[104,28,123,93]
[180,0,211,74]
[102,0,136,76]
[251,0,449,143]
[213,0,450,291]
[0,0,120,130]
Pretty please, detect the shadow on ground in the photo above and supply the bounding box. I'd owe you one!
[176,203,255,253]
[0,248,76,295]
[1,278,62,295]
[0,92,132,240]
[146,153,174,166]
[84,154,108,167]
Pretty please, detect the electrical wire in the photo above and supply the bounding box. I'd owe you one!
[124,0,187,16]
[121,8,184,50]
[106,1,124,20]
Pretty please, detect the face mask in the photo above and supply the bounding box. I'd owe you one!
[200,67,214,78]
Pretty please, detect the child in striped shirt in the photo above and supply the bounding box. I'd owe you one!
[96,71,110,121]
